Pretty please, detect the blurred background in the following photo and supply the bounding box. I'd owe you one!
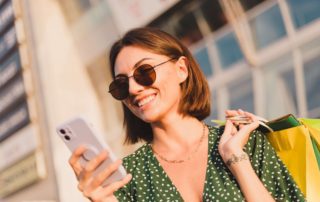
[0,0,319,201]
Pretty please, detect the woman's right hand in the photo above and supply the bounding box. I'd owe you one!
[69,146,132,202]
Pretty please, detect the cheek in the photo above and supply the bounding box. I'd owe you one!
[158,68,179,85]
[157,80,182,104]
[159,71,181,94]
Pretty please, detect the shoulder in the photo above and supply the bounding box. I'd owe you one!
[207,124,223,142]
[121,143,151,172]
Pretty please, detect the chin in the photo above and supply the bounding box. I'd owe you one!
[137,114,160,123]
[128,103,157,120]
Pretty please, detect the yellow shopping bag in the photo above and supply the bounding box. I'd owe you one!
[265,116,320,201]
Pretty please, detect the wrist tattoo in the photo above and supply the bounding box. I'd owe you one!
[225,153,249,166]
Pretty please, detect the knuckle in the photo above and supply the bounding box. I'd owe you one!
[82,189,91,198]
[110,182,122,192]
[110,161,119,170]
[89,195,99,202]
[102,166,113,177]
[92,174,104,186]
[84,164,95,172]
[77,183,84,191]
[68,157,74,165]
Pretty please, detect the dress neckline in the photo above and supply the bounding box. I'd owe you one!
[146,125,216,201]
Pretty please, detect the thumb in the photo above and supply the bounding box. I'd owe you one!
[237,120,259,144]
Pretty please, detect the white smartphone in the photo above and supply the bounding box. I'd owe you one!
[56,117,127,186]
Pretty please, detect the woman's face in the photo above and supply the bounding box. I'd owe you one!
[114,46,188,123]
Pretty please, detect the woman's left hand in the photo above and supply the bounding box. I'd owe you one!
[218,109,259,167]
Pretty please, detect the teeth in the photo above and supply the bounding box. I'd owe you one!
[138,95,155,107]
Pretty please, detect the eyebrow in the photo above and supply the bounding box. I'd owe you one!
[115,57,153,78]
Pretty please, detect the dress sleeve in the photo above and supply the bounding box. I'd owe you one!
[113,158,135,202]
[244,130,306,201]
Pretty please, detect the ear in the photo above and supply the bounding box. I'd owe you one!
[175,56,188,83]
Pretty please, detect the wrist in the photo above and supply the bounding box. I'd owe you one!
[224,153,255,179]
[225,153,249,167]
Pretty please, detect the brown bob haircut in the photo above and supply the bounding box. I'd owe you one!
[109,27,210,144]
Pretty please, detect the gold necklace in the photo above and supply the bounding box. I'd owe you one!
[151,123,206,164]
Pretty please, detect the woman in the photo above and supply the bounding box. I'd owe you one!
[69,27,305,202]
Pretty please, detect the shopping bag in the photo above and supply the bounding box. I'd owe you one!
[265,115,320,201]
[299,118,320,169]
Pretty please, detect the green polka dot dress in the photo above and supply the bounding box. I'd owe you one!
[114,126,306,201]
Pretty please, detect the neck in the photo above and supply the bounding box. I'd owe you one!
[150,116,205,152]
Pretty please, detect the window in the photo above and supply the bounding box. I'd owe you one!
[193,47,213,76]
[228,76,254,113]
[287,0,320,29]
[250,5,287,49]
[216,32,243,69]
[262,55,298,119]
[281,69,298,114]
[204,90,218,125]
[304,57,320,117]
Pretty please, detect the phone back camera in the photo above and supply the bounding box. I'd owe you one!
[64,135,71,141]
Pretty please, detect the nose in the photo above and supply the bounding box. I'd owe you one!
[128,77,144,96]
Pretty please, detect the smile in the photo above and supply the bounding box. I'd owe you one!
[137,94,156,107]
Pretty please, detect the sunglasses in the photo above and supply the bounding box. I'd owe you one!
[108,58,176,100]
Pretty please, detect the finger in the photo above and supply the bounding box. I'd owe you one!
[236,119,259,144]
[231,123,238,135]
[242,112,259,128]
[244,111,258,122]
[83,185,104,201]
[219,120,233,146]
[102,174,133,196]
[81,150,109,184]
[225,110,240,117]
[89,159,122,190]
[237,109,245,116]
[89,174,132,200]
[69,145,87,176]
[225,110,249,125]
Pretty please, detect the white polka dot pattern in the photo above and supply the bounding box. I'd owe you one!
[114,126,306,202]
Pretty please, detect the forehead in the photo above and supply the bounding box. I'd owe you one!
[114,46,165,75]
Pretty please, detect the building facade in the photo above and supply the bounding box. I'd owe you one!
[0,0,319,201]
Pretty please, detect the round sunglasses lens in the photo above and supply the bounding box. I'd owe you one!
[134,64,156,86]
[109,78,129,100]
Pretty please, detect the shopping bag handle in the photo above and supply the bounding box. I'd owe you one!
[211,116,274,132]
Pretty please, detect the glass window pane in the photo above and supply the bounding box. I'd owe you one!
[204,90,218,125]
[216,32,244,69]
[262,55,298,119]
[250,5,287,49]
[193,47,213,76]
[228,76,254,113]
[304,57,320,117]
[287,0,320,29]
[281,69,298,112]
